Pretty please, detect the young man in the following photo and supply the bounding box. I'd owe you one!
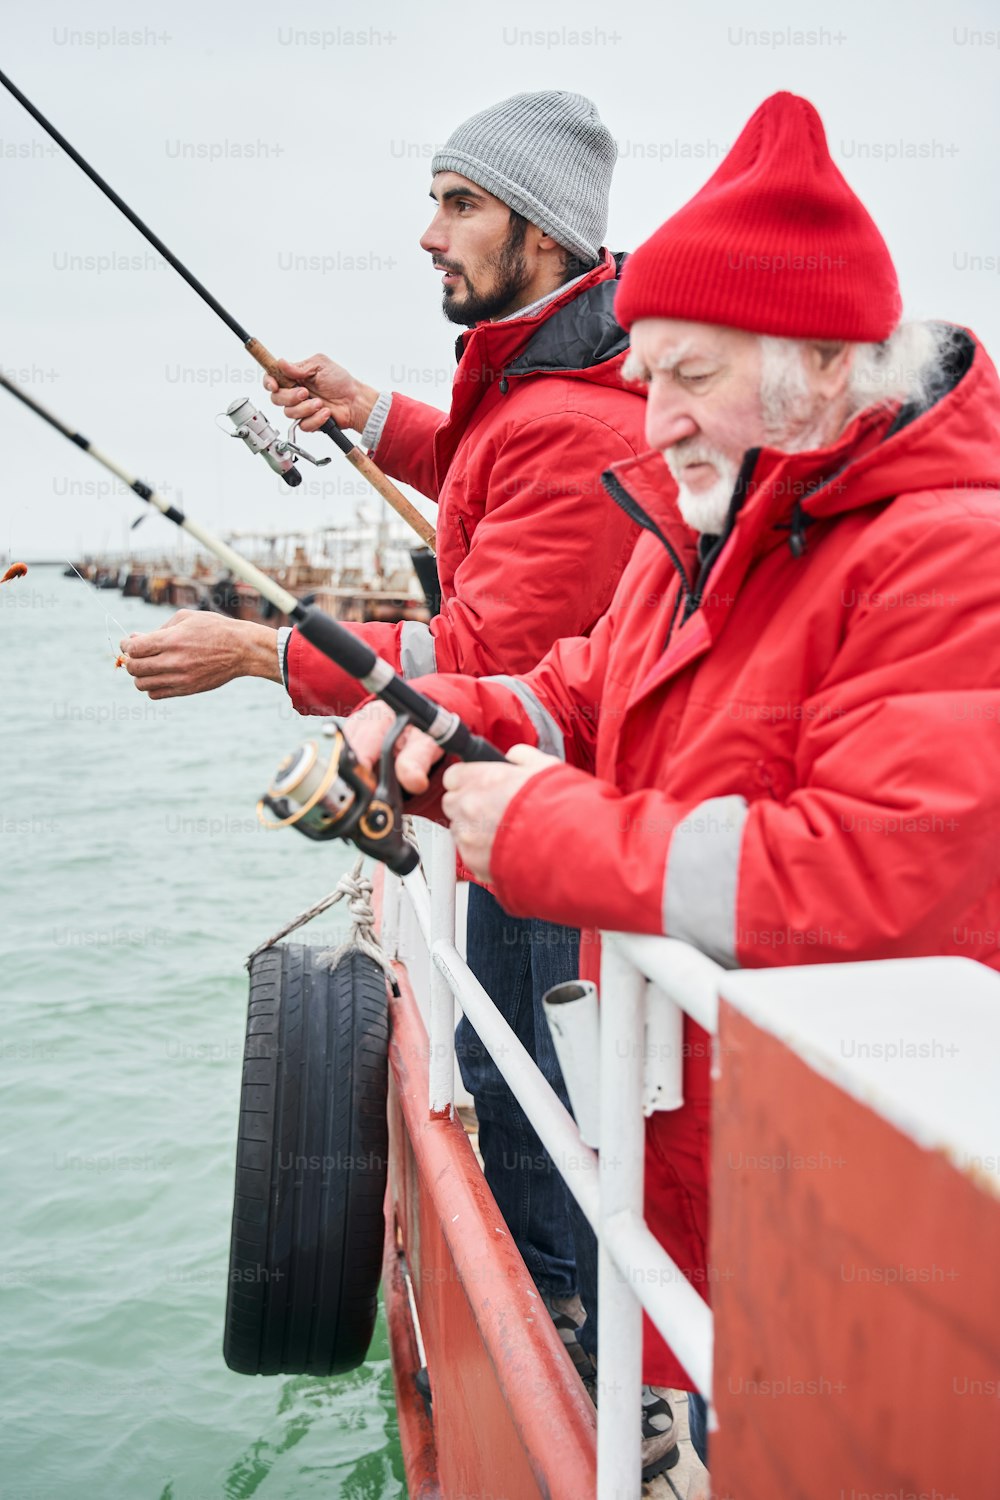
[342,92,1000,1469]
[122,90,659,1464]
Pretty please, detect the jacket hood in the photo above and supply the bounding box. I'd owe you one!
[504,251,630,382]
[806,326,1000,516]
[604,326,1000,547]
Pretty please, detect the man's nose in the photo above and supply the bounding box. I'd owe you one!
[419,210,447,255]
[645,383,699,454]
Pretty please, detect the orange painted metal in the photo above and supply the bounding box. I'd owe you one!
[711,1000,1000,1500]
[382,957,598,1500]
[382,1205,442,1499]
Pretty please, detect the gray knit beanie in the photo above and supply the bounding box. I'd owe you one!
[431,92,616,263]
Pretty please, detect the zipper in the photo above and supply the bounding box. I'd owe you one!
[601,469,696,611]
[457,515,471,556]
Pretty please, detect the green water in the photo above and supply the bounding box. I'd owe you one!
[0,570,406,1500]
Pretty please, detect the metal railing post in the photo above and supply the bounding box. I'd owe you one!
[380,867,401,960]
[596,942,646,1500]
[393,845,721,1480]
[427,824,457,1116]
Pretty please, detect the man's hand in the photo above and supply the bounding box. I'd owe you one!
[441,746,559,881]
[264,355,380,435]
[343,704,558,876]
[120,610,283,699]
[342,699,445,793]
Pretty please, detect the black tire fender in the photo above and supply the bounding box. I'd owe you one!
[223,944,389,1376]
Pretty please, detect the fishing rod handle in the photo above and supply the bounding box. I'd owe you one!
[342,446,437,550]
[441,720,507,764]
[244,336,352,454]
[293,606,505,763]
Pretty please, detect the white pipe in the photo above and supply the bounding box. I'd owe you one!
[401,866,432,947]
[430,939,600,1227]
[605,932,723,1036]
[542,981,602,1148]
[642,984,685,1115]
[601,1209,714,1400]
[596,943,645,1500]
[379,869,400,961]
[427,827,457,1115]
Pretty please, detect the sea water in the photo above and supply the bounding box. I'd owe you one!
[0,569,405,1499]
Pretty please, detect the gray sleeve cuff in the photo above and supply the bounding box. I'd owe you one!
[663,794,749,967]
[276,626,292,690]
[361,391,393,453]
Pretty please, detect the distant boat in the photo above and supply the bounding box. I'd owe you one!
[88,516,439,628]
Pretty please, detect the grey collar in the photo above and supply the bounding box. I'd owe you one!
[496,271,589,323]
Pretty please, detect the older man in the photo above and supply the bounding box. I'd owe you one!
[344,92,1000,1466]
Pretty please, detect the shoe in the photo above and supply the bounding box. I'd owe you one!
[541,1295,680,1480]
[541,1291,597,1391]
[641,1385,680,1480]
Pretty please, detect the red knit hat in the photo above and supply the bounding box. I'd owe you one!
[616,92,901,341]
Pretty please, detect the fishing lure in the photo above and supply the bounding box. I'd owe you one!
[1,562,27,583]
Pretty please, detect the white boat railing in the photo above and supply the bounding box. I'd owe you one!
[380,819,718,1500]
[378,821,1000,1500]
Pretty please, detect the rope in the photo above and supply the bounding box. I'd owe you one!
[245,854,400,994]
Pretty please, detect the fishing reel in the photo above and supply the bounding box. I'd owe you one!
[221,398,331,488]
[257,717,419,875]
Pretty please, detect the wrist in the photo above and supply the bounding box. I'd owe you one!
[241,622,284,683]
[350,382,380,433]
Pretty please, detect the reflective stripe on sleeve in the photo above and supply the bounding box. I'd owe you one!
[399,619,438,679]
[663,794,749,967]
[483,675,565,761]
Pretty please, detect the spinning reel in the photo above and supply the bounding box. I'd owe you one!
[257,716,419,874]
[221,398,332,488]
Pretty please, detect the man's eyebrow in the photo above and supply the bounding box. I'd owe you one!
[624,340,704,380]
[652,339,699,373]
[431,185,487,204]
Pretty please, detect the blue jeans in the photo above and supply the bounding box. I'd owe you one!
[460,885,592,1305]
[687,1391,708,1467]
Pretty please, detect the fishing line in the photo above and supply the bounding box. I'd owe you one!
[60,560,133,666]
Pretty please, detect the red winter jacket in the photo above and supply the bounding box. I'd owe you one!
[285,251,644,712]
[403,327,1000,1386]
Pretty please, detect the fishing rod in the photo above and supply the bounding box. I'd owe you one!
[0,67,437,553]
[1,370,503,875]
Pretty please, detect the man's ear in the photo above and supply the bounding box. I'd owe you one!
[805,341,854,401]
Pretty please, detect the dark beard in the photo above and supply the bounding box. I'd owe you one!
[441,216,531,326]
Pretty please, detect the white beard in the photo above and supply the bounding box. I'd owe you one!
[665,446,739,535]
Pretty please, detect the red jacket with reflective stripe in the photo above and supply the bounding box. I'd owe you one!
[403,327,1000,1386]
[285,251,644,713]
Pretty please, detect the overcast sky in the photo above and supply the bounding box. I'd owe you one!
[2,0,998,559]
